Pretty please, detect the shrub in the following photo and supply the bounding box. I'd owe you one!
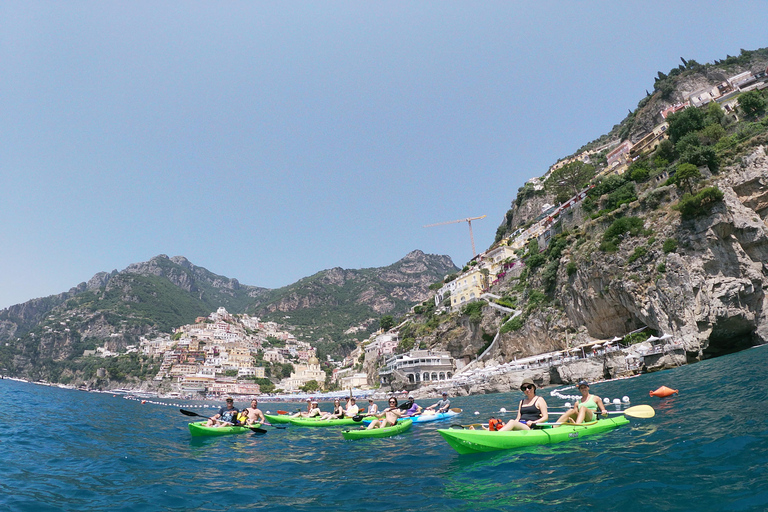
[624,332,650,345]
[657,263,666,273]
[662,238,678,253]
[627,246,648,264]
[525,290,549,315]
[541,260,559,293]
[601,216,645,251]
[500,316,524,334]
[526,253,546,269]
[461,300,487,324]
[603,182,638,211]
[566,262,577,276]
[676,187,725,220]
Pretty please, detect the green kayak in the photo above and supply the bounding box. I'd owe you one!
[188,421,261,437]
[342,419,413,440]
[437,416,630,454]
[264,413,293,424]
[289,416,364,427]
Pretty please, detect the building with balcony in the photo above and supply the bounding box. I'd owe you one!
[379,349,455,388]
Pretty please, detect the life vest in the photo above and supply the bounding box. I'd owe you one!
[488,418,504,431]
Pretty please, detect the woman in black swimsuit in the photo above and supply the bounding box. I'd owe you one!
[499,378,549,431]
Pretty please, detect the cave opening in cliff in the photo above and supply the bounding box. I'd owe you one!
[703,317,758,359]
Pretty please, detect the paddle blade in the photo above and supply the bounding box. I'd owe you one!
[623,405,655,418]
[180,408,204,418]
[277,410,289,415]
[250,428,267,435]
[450,408,462,413]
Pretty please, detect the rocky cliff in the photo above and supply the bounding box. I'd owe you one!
[396,49,768,393]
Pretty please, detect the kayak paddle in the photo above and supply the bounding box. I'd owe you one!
[179,408,268,434]
[603,404,655,418]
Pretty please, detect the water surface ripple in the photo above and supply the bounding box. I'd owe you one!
[2,345,767,511]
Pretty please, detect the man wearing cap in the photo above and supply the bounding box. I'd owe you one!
[426,392,451,413]
[206,397,239,427]
[401,395,423,417]
[556,380,609,425]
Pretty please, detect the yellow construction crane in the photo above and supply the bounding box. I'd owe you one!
[424,215,487,256]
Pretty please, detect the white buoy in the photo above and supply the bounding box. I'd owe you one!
[564,402,571,408]
[603,397,610,403]
[612,398,621,405]
[622,396,630,403]
[499,407,507,414]
[474,411,480,415]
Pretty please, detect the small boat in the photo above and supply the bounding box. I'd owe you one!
[187,421,261,437]
[437,416,629,454]
[264,413,293,424]
[342,419,413,440]
[362,409,461,424]
[289,416,363,427]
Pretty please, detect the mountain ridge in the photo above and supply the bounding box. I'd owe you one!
[0,250,458,380]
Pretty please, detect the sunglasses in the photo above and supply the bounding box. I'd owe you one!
[520,385,535,391]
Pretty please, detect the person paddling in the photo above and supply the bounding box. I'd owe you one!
[366,397,404,429]
[425,392,451,413]
[498,378,548,431]
[401,395,423,417]
[206,397,239,427]
[556,380,609,425]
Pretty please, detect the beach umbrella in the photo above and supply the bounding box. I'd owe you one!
[611,336,623,342]
[659,333,673,340]
[646,335,660,342]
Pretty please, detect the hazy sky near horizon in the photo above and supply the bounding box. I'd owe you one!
[1,2,766,309]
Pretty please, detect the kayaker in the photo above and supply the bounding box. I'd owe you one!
[366,398,379,415]
[401,395,423,417]
[291,399,313,418]
[302,400,323,418]
[344,397,359,417]
[206,397,239,427]
[498,378,549,431]
[426,392,451,413]
[555,380,609,425]
[366,397,404,429]
[242,398,266,425]
[320,399,346,420]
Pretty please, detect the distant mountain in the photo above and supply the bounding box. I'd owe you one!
[251,250,459,354]
[0,251,457,381]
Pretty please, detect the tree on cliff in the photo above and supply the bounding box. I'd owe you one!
[545,161,596,203]
[674,163,702,195]
[667,106,705,143]
[738,90,767,119]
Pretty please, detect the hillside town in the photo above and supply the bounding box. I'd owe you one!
[79,65,768,399]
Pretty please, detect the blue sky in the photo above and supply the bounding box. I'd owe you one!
[1,2,766,309]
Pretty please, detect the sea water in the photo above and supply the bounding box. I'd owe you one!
[1,345,767,512]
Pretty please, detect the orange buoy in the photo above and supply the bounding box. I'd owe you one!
[650,386,678,397]
[141,400,147,404]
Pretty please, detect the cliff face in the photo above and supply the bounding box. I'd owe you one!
[430,145,768,386]
[562,147,768,359]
